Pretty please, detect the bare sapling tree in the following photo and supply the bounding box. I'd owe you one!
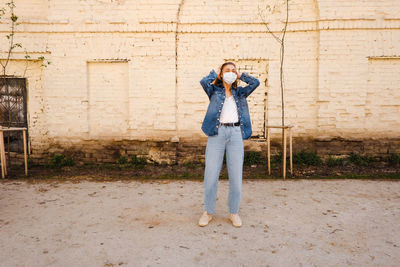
[258,0,289,168]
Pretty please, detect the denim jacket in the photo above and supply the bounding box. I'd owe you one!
[200,69,260,140]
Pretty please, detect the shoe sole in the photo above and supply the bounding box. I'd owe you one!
[229,217,242,227]
[198,217,212,227]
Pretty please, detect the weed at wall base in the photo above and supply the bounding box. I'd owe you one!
[49,154,75,168]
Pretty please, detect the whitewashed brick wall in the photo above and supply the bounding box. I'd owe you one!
[0,0,399,159]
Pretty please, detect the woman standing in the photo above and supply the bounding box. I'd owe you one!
[198,62,260,227]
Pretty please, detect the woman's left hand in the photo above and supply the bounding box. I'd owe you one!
[234,69,241,79]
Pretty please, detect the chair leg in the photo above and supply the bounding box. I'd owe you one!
[0,131,5,178]
[289,128,293,175]
[23,130,28,176]
[267,128,271,175]
[283,128,287,179]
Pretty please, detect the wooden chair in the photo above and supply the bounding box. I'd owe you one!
[0,126,28,179]
[265,125,294,179]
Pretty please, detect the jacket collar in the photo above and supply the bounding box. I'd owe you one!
[216,85,238,95]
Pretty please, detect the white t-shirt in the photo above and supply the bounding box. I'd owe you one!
[220,96,239,123]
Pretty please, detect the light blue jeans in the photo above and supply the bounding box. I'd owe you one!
[203,124,244,214]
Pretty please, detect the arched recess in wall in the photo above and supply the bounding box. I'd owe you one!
[173,0,323,137]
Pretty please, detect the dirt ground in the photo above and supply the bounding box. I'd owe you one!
[0,178,399,267]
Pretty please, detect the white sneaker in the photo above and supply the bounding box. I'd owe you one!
[229,213,242,227]
[198,211,212,226]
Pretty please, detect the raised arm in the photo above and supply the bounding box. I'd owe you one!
[238,72,260,97]
[200,69,218,99]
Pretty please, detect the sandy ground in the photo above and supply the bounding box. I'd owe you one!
[0,179,399,267]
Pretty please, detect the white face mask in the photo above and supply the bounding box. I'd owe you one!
[222,71,237,85]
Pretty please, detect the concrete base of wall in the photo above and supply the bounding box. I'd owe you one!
[5,137,400,166]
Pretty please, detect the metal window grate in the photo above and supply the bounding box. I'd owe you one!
[0,77,28,153]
